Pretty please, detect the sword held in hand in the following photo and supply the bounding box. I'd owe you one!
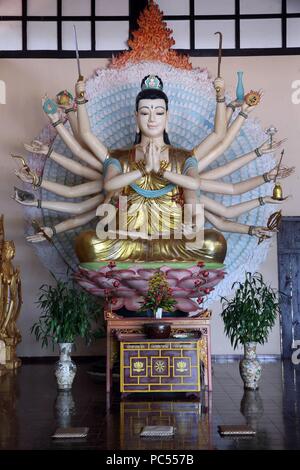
[73,24,84,97]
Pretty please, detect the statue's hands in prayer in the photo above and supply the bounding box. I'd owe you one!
[267,165,295,181]
[142,141,162,173]
[26,227,53,243]
[24,140,49,155]
[214,77,225,98]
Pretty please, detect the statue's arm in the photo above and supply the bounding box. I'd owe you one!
[26,209,97,243]
[103,158,143,192]
[201,150,257,180]
[198,174,267,195]
[24,141,101,180]
[201,194,283,219]
[205,210,273,238]
[41,179,103,198]
[49,149,101,180]
[193,78,227,160]
[197,99,260,173]
[14,189,103,215]
[75,80,109,163]
[43,105,102,171]
[15,160,103,197]
[163,156,199,190]
[200,139,285,180]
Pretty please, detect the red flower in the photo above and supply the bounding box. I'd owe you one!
[113,280,120,288]
[202,271,209,278]
[108,261,116,268]
[197,261,205,267]
[111,298,118,305]
[197,297,203,304]
[204,288,211,294]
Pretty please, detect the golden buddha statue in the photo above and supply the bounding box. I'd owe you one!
[0,216,22,370]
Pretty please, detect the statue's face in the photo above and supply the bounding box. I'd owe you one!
[136,99,167,139]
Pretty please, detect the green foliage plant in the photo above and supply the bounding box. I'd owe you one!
[221,272,280,350]
[31,276,104,348]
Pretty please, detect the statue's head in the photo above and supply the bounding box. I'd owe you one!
[2,241,15,261]
[135,75,170,145]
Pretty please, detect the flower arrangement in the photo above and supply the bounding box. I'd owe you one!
[139,271,176,315]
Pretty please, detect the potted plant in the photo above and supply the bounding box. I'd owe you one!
[221,272,280,390]
[139,271,176,338]
[31,275,103,390]
[139,271,176,318]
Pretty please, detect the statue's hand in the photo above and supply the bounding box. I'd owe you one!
[26,227,53,243]
[12,187,37,206]
[267,165,295,181]
[14,167,36,184]
[41,96,60,123]
[252,226,276,238]
[258,138,286,155]
[24,140,49,155]
[214,77,225,97]
[264,195,290,204]
[151,141,162,173]
[75,80,85,99]
[142,142,153,173]
[242,89,263,113]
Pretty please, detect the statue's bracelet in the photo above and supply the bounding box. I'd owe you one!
[51,225,57,237]
[255,147,262,158]
[263,172,271,183]
[46,145,53,159]
[258,196,265,206]
[52,119,62,128]
[65,107,75,114]
[239,111,248,119]
[227,102,236,111]
[75,98,88,105]
[216,96,225,103]
[248,225,255,236]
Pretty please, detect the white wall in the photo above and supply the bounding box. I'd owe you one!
[0,56,299,356]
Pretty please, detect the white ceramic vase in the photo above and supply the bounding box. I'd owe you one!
[55,342,77,390]
[239,342,262,390]
[155,307,163,319]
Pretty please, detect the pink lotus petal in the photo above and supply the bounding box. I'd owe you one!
[175,298,200,312]
[124,296,144,311]
[166,269,191,281]
[108,298,124,310]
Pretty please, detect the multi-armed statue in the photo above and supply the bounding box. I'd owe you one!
[11,12,294,314]
[14,74,291,258]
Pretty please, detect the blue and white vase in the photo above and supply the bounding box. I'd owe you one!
[239,342,262,390]
[55,343,77,390]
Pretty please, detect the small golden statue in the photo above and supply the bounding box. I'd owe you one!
[0,215,22,372]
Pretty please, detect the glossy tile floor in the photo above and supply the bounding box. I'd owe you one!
[0,359,299,450]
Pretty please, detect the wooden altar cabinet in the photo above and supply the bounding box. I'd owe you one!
[105,311,212,394]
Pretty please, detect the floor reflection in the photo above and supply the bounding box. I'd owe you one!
[118,394,212,450]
